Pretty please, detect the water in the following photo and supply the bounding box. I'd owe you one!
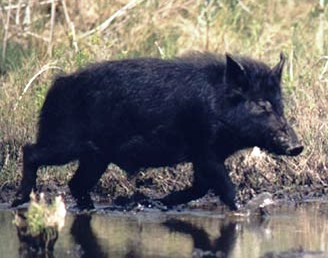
[0,201,328,258]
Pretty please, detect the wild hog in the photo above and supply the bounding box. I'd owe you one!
[12,52,303,210]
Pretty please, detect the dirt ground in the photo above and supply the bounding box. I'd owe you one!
[0,147,327,210]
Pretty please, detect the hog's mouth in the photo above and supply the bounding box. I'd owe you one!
[285,144,303,156]
[269,136,304,157]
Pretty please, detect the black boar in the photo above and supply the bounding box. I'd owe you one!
[12,52,303,210]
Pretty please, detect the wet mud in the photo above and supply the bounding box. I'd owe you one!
[1,154,327,213]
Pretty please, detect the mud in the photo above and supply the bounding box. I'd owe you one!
[262,248,326,258]
[1,148,327,210]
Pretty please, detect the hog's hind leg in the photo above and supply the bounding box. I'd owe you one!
[12,143,79,207]
[12,144,39,207]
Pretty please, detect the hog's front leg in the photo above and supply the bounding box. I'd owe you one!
[192,155,237,211]
[161,153,237,211]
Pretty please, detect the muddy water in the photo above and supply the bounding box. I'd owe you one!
[0,201,328,258]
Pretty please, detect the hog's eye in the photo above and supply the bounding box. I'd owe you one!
[258,100,272,111]
[247,101,266,115]
[248,100,273,116]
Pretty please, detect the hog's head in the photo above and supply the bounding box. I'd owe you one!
[222,53,303,157]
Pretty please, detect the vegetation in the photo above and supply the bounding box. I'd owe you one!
[0,0,327,204]
[13,192,66,251]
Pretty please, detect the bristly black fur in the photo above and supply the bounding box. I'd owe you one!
[12,52,303,210]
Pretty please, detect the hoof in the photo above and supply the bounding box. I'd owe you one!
[76,195,95,211]
[147,199,169,211]
[228,202,238,211]
[155,198,173,210]
[220,195,238,211]
[11,195,30,208]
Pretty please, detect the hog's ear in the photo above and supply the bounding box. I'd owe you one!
[271,52,286,81]
[225,54,248,92]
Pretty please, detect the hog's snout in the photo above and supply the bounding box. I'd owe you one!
[282,125,303,156]
[285,143,303,156]
[272,124,303,156]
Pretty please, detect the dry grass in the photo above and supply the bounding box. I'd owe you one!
[0,0,327,202]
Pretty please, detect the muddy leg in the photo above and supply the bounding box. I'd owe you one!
[160,175,209,208]
[12,145,38,207]
[161,154,237,211]
[12,143,78,207]
[193,153,237,210]
[68,154,108,210]
[209,162,237,211]
[160,161,211,207]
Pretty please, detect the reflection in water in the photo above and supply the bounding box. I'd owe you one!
[70,214,144,258]
[18,248,55,258]
[70,214,107,258]
[0,202,328,258]
[163,219,236,257]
